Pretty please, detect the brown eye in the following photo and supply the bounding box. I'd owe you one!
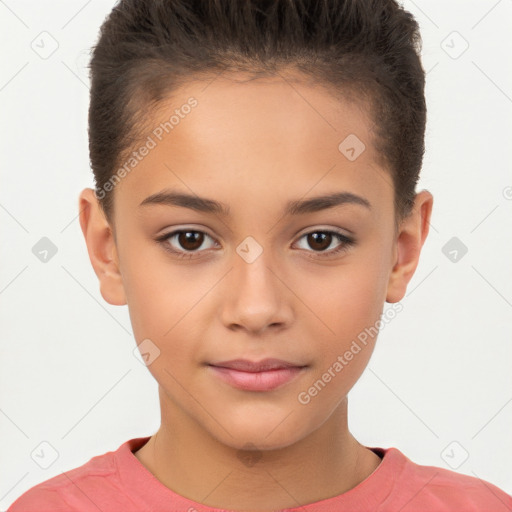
[306,232,332,251]
[295,230,355,258]
[176,231,204,251]
[157,229,217,258]
[156,228,355,261]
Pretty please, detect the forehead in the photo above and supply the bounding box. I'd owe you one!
[162,73,375,157]
[113,73,392,218]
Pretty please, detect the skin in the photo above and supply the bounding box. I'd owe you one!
[79,71,433,511]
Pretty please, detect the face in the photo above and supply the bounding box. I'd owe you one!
[80,72,432,452]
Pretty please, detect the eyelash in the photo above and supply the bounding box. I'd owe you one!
[155,228,355,260]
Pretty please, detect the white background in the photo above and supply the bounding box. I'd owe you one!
[1,0,511,508]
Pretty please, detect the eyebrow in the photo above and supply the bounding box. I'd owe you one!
[139,189,371,216]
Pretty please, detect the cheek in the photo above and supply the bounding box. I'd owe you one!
[118,243,181,344]
[304,260,388,341]
[294,267,385,414]
[300,248,391,386]
[121,248,218,369]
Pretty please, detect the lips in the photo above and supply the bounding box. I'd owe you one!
[209,358,306,372]
[207,358,308,391]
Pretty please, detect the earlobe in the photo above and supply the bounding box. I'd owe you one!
[386,190,434,303]
[78,188,127,306]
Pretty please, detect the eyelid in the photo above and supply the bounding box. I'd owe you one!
[295,225,353,238]
[157,224,352,240]
[156,227,219,252]
[156,225,355,258]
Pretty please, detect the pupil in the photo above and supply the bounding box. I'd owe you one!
[180,231,203,250]
[176,231,333,253]
[309,232,331,251]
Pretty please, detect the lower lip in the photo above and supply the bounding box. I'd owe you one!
[208,365,306,391]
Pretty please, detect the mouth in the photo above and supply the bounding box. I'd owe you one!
[207,358,308,392]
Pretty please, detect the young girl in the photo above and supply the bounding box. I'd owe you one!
[8,0,512,510]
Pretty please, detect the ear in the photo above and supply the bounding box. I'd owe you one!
[386,190,434,303]
[78,188,127,306]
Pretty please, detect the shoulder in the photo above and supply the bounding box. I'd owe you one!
[383,447,512,511]
[7,486,71,512]
[7,446,120,512]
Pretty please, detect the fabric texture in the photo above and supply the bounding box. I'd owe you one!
[8,436,512,511]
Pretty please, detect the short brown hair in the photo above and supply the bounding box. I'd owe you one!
[88,0,426,226]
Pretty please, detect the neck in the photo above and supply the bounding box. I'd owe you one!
[134,388,381,511]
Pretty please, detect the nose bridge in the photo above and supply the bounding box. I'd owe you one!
[220,234,292,332]
[232,233,280,299]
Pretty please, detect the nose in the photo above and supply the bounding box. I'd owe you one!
[219,248,293,335]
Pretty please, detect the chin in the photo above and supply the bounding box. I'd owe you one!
[207,414,313,453]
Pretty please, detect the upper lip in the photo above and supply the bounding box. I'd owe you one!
[209,358,306,372]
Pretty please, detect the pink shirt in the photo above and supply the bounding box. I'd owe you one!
[8,436,512,511]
